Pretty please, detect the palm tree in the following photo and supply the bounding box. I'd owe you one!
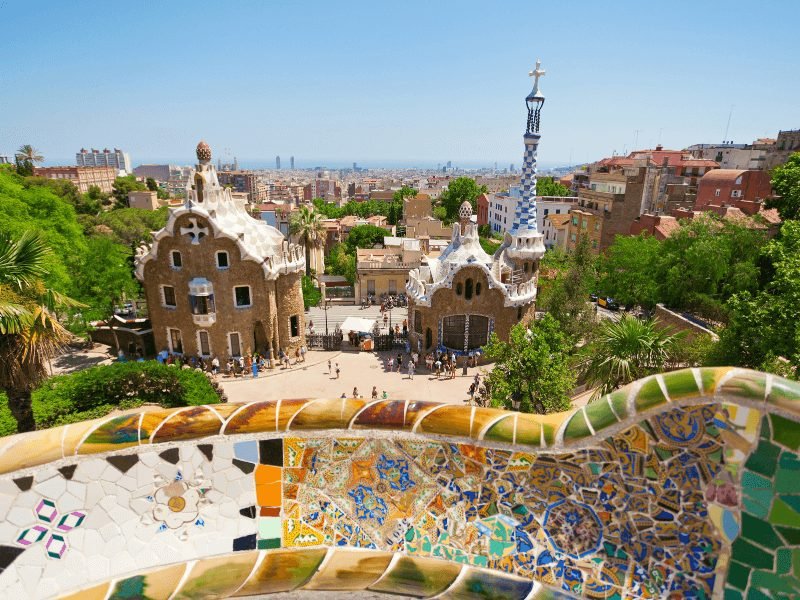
[15,145,44,164]
[580,314,683,397]
[0,231,81,432]
[289,205,325,276]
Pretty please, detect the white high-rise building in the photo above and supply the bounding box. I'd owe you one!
[76,148,131,174]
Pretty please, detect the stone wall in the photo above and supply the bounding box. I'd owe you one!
[0,368,797,599]
[654,303,718,341]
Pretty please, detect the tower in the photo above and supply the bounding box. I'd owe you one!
[276,155,281,170]
[495,59,546,281]
[290,156,294,169]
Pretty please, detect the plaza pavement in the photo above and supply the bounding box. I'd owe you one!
[219,349,489,405]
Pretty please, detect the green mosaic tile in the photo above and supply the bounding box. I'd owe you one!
[743,496,771,519]
[775,453,800,494]
[634,377,667,411]
[699,368,718,395]
[724,589,743,600]
[482,415,515,444]
[746,588,773,600]
[584,398,618,432]
[769,497,800,527]
[771,414,800,450]
[760,415,772,440]
[741,513,782,548]
[731,538,774,570]
[369,556,461,597]
[661,369,701,400]
[745,439,781,477]
[742,470,772,490]
[726,561,751,591]
[720,370,767,403]
[607,390,629,419]
[768,378,800,414]
[541,423,556,446]
[775,525,800,545]
[776,548,792,575]
[793,549,800,576]
[257,538,281,549]
[562,411,592,441]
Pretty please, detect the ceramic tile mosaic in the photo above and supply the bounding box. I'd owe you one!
[0,368,793,599]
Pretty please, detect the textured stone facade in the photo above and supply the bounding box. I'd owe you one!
[137,142,305,361]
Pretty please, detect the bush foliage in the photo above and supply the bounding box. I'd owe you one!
[32,361,220,429]
[0,394,17,437]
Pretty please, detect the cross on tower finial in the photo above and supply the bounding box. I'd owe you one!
[529,59,545,94]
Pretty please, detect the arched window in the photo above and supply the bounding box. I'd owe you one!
[456,282,463,295]
[465,278,473,300]
[475,282,482,296]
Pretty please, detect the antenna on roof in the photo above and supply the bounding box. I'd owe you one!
[723,105,734,144]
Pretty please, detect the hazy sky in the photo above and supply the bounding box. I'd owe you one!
[2,0,798,168]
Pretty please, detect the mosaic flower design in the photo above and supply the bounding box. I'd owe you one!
[542,499,603,559]
[348,485,388,525]
[16,498,86,559]
[143,471,210,539]
[376,454,413,491]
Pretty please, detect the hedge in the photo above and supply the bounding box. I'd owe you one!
[32,361,221,429]
[0,393,17,437]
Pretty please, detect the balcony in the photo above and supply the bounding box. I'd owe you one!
[192,313,216,327]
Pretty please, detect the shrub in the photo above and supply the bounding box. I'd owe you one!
[32,361,220,429]
[0,393,18,437]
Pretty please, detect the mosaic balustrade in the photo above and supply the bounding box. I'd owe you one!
[0,367,796,599]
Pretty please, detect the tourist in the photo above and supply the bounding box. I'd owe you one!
[397,355,403,373]
[402,319,408,336]
[300,344,307,362]
[251,360,259,378]
[226,359,234,377]
[435,358,442,379]
[387,356,394,371]
[328,359,332,375]
[383,313,388,328]
[394,324,400,337]
[340,392,347,399]
[335,363,340,379]
[211,355,220,376]
[408,360,415,380]
[352,387,359,399]
[381,390,388,399]
[372,386,378,400]
[468,382,476,404]
[308,319,314,333]
[295,347,301,363]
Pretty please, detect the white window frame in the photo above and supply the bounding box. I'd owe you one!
[160,285,177,308]
[228,332,242,357]
[216,251,230,269]
[731,190,743,198]
[170,251,182,269]
[167,327,183,354]
[714,189,721,197]
[197,330,211,356]
[233,285,252,308]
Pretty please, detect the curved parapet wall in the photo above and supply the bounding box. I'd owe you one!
[0,367,797,598]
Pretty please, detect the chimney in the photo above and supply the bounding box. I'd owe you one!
[656,144,663,151]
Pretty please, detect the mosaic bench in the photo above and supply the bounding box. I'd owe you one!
[0,367,797,599]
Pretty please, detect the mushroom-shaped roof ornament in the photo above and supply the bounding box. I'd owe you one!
[196,140,212,163]
[459,200,473,223]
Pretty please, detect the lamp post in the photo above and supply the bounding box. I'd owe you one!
[511,389,522,412]
[386,296,394,335]
[319,282,329,336]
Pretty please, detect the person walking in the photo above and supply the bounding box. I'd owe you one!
[300,344,307,363]
[335,362,340,379]
[435,358,442,379]
[328,359,332,375]
[408,360,415,380]
[402,319,408,337]
[468,382,476,404]
[211,355,220,376]
[387,356,394,372]
[397,355,403,373]
[251,360,259,378]
[381,390,388,399]
[352,387,359,399]
[372,386,378,400]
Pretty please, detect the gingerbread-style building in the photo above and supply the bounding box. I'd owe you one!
[135,142,306,361]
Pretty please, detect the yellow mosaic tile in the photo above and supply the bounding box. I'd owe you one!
[289,398,365,430]
[57,582,109,600]
[275,399,315,431]
[149,406,223,444]
[303,549,394,590]
[224,401,280,435]
[173,551,258,599]
[0,425,63,474]
[232,548,327,596]
[416,405,473,437]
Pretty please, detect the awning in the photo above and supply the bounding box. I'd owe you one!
[340,316,376,334]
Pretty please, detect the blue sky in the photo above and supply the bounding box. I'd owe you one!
[1,0,798,168]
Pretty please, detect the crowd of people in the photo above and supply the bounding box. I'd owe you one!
[153,344,309,379]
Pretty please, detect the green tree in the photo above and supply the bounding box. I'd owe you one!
[0,231,82,432]
[579,314,683,397]
[539,236,598,342]
[325,243,356,283]
[73,236,140,319]
[301,275,322,309]
[536,176,570,197]
[344,224,387,254]
[599,234,660,309]
[289,205,325,276]
[93,207,168,247]
[483,315,575,414]
[716,220,800,374]
[392,186,416,203]
[15,145,43,175]
[437,177,487,222]
[767,152,800,221]
[432,205,448,221]
[111,174,147,207]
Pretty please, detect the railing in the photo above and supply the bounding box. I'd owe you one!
[306,332,343,350]
[357,261,418,270]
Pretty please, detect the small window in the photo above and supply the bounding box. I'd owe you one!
[169,328,183,353]
[171,251,182,268]
[714,188,721,197]
[162,285,176,307]
[216,251,229,269]
[555,209,561,214]
[456,282,463,295]
[475,282,482,296]
[198,331,210,356]
[465,278,473,300]
[544,209,549,216]
[234,286,251,307]
[594,222,600,231]
[290,315,300,337]
[229,332,241,357]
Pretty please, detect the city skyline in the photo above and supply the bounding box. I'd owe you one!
[2,0,798,167]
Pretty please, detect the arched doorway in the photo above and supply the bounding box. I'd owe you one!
[253,321,269,355]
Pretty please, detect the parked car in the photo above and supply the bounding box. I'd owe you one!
[589,292,598,302]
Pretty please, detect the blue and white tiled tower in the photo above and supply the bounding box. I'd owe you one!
[496,60,547,279]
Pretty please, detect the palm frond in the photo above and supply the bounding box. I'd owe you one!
[38,288,87,311]
[0,300,28,335]
[0,231,50,289]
